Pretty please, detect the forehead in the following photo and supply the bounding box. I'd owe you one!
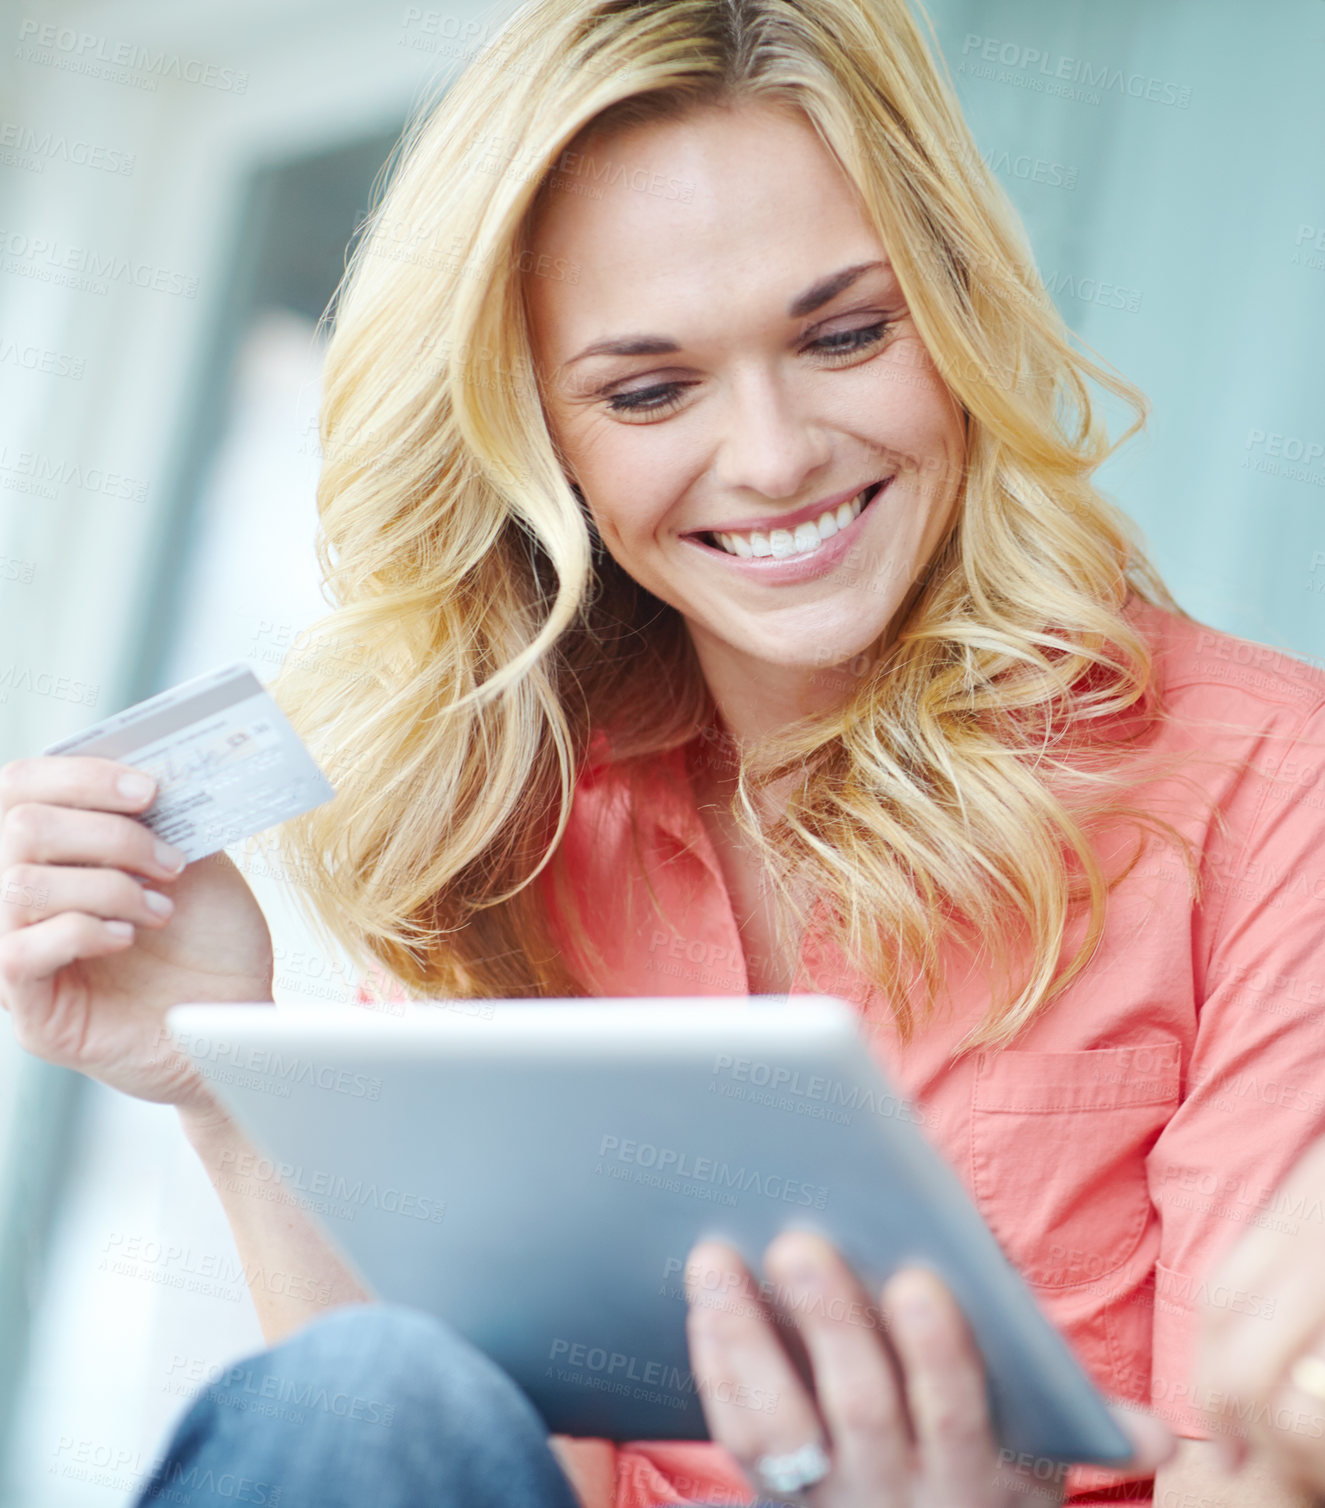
[524,102,886,356]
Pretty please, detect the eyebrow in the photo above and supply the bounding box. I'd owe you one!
[557,259,888,371]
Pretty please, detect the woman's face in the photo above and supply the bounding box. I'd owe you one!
[526,100,967,705]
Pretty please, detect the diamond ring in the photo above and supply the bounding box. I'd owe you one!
[752,1440,831,1503]
[1289,1351,1325,1405]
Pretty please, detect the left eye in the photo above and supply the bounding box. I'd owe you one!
[604,320,894,417]
[810,321,892,358]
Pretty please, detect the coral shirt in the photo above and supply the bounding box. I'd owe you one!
[525,601,1325,1508]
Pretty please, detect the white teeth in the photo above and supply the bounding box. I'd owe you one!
[793,521,820,552]
[708,482,880,559]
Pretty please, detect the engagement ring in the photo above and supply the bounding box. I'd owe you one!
[752,1440,832,1504]
[1289,1351,1325,1405]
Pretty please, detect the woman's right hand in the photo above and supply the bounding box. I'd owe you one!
[0,754,276,1112]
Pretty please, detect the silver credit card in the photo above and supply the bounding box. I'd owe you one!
[43,661,336,864]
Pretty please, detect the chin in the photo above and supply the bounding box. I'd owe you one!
[774,609,894,662]
[744,626,890,677]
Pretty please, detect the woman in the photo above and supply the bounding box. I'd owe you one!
[2,0,1323,1504]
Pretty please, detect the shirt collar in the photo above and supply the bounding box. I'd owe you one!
[582,727,705,852]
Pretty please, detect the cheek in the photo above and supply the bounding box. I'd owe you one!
[897,393,966,497]
[907,388,963,456]
[579,451,682,554]
[879,340,964,449]
[583,488,663,565]
[552,417,642,548]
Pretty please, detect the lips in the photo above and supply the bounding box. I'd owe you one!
[688,477,890,560]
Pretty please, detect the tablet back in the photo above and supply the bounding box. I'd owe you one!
[167,996,1133,1465]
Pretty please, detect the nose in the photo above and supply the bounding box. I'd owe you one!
[712,366,833,503]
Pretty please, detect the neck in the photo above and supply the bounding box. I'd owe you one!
[685,632,873,817]
[688,629,873,750]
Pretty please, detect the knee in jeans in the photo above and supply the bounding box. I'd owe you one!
[274,1303,537,1430]
[288,1302,446,1364]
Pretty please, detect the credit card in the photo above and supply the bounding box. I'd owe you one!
[42,661,336,864]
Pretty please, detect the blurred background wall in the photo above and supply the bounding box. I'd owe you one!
[0,0,1322,1501]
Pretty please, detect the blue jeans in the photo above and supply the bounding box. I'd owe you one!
[130,1304,588,1507]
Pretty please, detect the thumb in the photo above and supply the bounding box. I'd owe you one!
[1105,1401,1178,1474]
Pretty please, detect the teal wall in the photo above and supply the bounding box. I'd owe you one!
[920,0,1325,659]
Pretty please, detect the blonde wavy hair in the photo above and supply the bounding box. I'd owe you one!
[268,0,1197,1052]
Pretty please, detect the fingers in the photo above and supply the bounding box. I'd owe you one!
[880,1266,1012,1502]
[0,758,180,1030]
[684,1240,827,1484]
[0,911,135,1037]
[1195,1137,1325,1434]
[0,756,185,894]
[762,1230,914,1496]
[0,802,186,887]
[1262,1341,1325,1496]
[0,755,159,820]
[689,1239,1102,1507]
[0,863,174,935]
[1102,1400,1177,1474]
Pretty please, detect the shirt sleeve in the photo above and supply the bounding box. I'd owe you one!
[1145,694,1325,1438]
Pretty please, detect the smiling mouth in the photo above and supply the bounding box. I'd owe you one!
[693,478,890,560]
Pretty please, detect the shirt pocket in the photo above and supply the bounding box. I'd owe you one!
[970,1041,1181,1290]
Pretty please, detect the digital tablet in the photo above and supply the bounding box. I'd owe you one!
[166,995,1134,1465]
